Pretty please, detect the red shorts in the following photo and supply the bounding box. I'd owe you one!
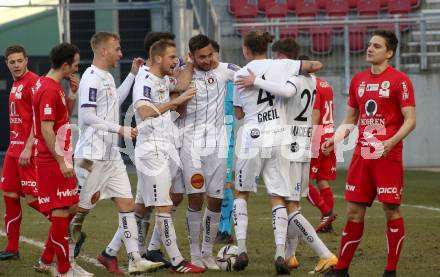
[310,151,336,181]
[36,158,79,213]
[346,154,403,206]
[0,154,38,196]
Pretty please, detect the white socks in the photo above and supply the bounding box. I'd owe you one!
[105,227,123,257]
[186,208,202,259]
[201,209,220,257]
[156,213,184,266]
[272,205,288,260]
[233,198,248,254]
[119,212,141,262]
[288,211,332,259]
[135,213,149,255]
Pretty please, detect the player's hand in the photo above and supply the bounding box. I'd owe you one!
[69,74,80,94]
[18,147,32,167]
[118,126,137,139]
[58,161,75,178]
[381,139,395,157]
[322,137,334,156]
[235,68,256,89]
[173,88,196,106]
[130,57,145,75]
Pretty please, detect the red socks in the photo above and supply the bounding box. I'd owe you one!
[41,224,55,264]
[50,216,71,274]
[307,184,331,216]
[336,220,364,270]
[386,218,405,271]
[3,196,22,252]
[320,187,334,212]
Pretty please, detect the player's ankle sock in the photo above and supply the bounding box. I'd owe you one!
[3,195,22,252]
[320,187,334,212]
[147,222,161,251]
[51,216,71,274]
[219,188,234,234]
[201,208,220,257]
[288,211,332,258]
[307,184,331,216]
[135,213,148,255]
[386,218,405,271]
[41,225,55,264]
[186,208,202,258]
[336,220,364,270]
[156,213,184,266]
[118,212,141,261]
[233,198,248,254]
[105,227,123,256]
[272,205,288,260]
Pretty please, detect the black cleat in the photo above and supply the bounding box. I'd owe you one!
[0,250,19,260]
[74,231,86,258]
[144,249,171,268]
[233,252,249,272]
[274,256,290,275]
[383,270,397,277]
[324,268,350,277]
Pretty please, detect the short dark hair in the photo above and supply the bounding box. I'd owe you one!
[49,43,80,69]
[372,29,398,58]
[4,45,27,59]
[298,55,310,60]
[90,32,120,52]
[272,38,300,59]
[210,39,220,53]
[143,32,175,58]
[189,34,212,53]
[150,39,176,60]
[243,31,273,55]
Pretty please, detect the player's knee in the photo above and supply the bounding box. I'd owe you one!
[24,194,38,204]
[188,193,204,210]
[115,198,135,212]
[3,191,19,199]
[235,191,249,201]
[383,203,401,220]
[207,196,223,212]
[170,193,183,207]
[317,180,330,189]
[346,202,366,222]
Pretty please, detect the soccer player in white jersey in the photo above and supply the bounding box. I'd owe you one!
[177,34,240,270]
[232,31,324,274]
[132,39,206,274]
[70,32,163,275]
[236,37,338,274]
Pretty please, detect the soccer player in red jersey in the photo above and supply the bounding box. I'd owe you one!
[323,30,416,277]
[308,73,338,233]
[0,45,42,260]
[32,43,81,277]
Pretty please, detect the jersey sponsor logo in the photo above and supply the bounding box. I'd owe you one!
[345,183,356,192]
[377,187,398,195]
[89,87,97,102]
[44,104,52,115]
[366,83,379,91]
[379,81,390,98]
[311,166,318,173]
[250,128,260,138]
[191,174,204,189]
[291,125,312,138]
[207,76,216,85]
[257,109,279,123]
[38,196,50,204]
[56,188,77,198]
[319,81,330,88]
[143,86,151,98]
[358,82,366,97]
[365,99,377,117]
[360,118,385,126]
[21,181,37,187]
[227,63,240,72]
[11,86,17,94]
[400,81,409,100]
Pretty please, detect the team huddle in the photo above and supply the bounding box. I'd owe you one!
[1,28,415,277]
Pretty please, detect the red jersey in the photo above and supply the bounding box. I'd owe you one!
[314,77,335,142]
[7,71,39,157]
[348,66,415,161]
[32,76,72,162]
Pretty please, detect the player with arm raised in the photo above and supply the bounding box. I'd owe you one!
[70,32,163,275]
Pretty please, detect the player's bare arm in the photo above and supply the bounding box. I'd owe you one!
[234,106,245,120]
[323,107,359,155]
[300,60,323,73]
[40,120,74,178]
[18,126,34,167]
[136,87,196,120]
[382,106,416,157]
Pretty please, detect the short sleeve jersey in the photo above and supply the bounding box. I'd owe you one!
[313,77,335,142]
[8,71,39,157]
[75,65,121,161]
[32,76,72,161]
[179,62,239,148]
[348,66,415,161]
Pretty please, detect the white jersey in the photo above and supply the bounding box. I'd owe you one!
[75,65,121,160]
[233,59,301,148]
[179,62,239,148]
[132,66,179,156]
[284,74,317,162]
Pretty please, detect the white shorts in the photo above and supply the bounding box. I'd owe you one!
[286,162,310,202]
[235,146,290,197]
[75,158,133,210]
[135,150,184,206]
[179,145,227,199]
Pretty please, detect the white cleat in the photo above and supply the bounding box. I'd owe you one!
[191,255,205,269]
[201,255,220,270]
[72,261,94,276]
[33,259,57,277]
[128,258,164,274]
[56,269,74,277]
